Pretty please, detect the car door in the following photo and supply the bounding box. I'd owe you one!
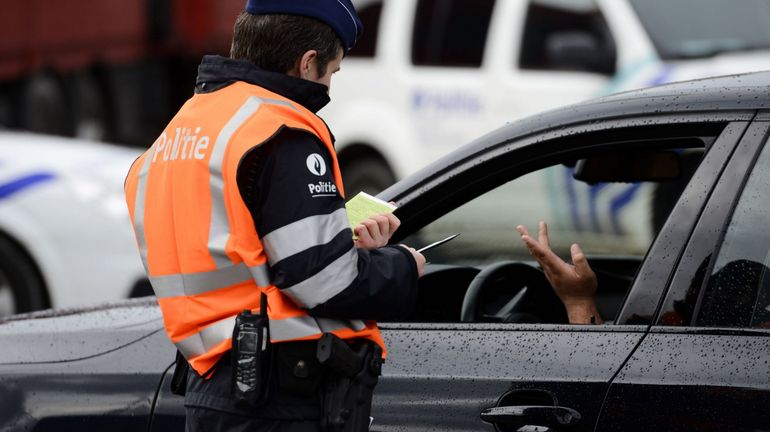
[597,119,770,431]
[372,117,749,432]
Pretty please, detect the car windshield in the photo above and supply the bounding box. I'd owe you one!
[629,0,770,59]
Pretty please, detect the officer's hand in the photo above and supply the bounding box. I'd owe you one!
[516,221,602,324]
[354,213,400,250]
[399,245,425,278]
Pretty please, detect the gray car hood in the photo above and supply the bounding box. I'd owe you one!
[0,297,163,364]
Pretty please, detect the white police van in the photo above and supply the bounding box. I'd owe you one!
[324,0,770,259]
[0,133,147,317]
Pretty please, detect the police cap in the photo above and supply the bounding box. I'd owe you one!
[245,0,363,52]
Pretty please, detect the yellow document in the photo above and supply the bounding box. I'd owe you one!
[345,192,397,236]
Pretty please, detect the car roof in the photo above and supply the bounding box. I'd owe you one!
[383,70,770,200]
[528,70,770,131]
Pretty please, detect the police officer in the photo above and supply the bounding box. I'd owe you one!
[125,1,424,430]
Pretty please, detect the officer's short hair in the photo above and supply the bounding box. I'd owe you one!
[230,12,343,76]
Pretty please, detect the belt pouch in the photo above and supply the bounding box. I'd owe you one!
[275,341,325,398]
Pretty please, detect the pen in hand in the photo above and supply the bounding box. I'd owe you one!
[417,233,460,254]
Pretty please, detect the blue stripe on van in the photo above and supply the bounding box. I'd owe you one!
[0,173,56,200]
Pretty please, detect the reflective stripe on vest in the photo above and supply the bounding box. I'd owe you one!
[127,86,384,376]
[175,314,367,360]
[150,262,270,298]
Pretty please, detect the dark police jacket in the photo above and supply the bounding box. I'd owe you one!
[183,55,418,419]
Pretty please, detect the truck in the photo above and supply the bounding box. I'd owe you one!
[0,0,242,146]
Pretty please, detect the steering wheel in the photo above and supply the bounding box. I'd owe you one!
[460,261,564,323]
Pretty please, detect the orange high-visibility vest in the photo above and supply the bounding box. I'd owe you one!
[125,81,385,376]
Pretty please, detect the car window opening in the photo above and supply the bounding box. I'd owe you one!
[392,132,713,326]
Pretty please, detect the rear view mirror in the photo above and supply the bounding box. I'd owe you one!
[573,150,682,184]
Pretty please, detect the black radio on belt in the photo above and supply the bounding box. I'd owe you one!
[232,292,272,408]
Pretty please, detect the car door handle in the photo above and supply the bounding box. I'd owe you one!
[480,405,582,428]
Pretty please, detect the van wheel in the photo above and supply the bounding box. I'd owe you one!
[342,158,396,197]
[0,236,47,317]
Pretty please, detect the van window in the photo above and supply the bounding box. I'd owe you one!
[411,0,495,68]
[520,0,616,75]
[348,1,383,58]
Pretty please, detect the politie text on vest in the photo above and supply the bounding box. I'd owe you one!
[152,127,211,163]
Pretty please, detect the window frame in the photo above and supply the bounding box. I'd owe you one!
[653,119,770,330]
[694,122,770,327]
[380,114,747,329]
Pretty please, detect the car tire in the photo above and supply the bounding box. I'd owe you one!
[342,157,396,197]
[0,235,47,317]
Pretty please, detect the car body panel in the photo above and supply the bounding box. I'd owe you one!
[148,368,186,432]
[147,325,646,432]
[598,120,770,431]
[0,299,163,364]
[372,324,644,431]
[0,299,173,432]
[598,330,770,432]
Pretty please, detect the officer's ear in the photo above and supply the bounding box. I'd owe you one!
[291,50,319,81]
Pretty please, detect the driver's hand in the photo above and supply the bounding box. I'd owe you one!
[516,221,602,324]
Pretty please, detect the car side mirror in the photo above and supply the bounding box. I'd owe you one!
[545,31,615,75]
[573,150,682,184]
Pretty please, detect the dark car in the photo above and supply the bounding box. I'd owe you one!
[2,72,770,432]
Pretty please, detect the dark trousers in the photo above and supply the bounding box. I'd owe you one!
[186,407,322,432]
[185,340,377,432]
[184,347,323,432]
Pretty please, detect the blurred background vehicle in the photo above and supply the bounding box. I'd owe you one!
[324,0,770,259]
[326,0,770,194]
[0,0,244,146]
[0,133,147,318]
[2,0,768,171]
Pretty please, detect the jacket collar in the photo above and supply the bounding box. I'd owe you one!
[195,55,331,113]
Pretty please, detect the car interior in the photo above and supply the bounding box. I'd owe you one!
[387,124,723,325]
